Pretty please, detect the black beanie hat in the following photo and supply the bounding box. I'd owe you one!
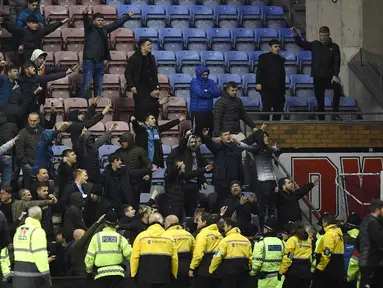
[230,180,241,188]
[105,209,118,226]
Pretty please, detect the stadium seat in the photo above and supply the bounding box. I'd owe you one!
[308,96,333,113]
[88,122,106,136]
[158,74,171,91]
[63,98,88,118]
[261,6,285,29]
[56,0,76,5]
[0,29,12,51]
[118,96,135,122]
[69,5,89,28]
[107,51,127,75]
[232,28,255,53]
[279,28,301,52]
[99,145,119,168]
[201,0,220,8]
[43,98,65,122]
[248,50,266,72]
[255,28,278,51]
[214,5,238,29]
[152,51,177,76]
[82,0,102,5]
[297,50,312,75]
[54,51,79,68]
[105,0,125,7]
[166,5,190,29]
[142,5,167,29]
[190,5,214,31]
[129,0,149,5]
[279,51,298,76]
[98,74,121,99]
[47,76,72,99]
[284,96,309,120]
[105,121,130,145]
[290,74,314,99]
[42,30,62,53]
[44,6,69,26]
[178,0,197,8]
[168,73,193,98]
[339,97,359,120]
[92,5,117,24]
[183,28,208,52]
[110,28,135,53]
[176,51,201,76]
[61,28,85,53]
[240,95,261,112]
[154,0,173,7]
[159,28,183,53]
[285,75,291,96]
[225,51,249,75]
[248,0,268,5]
[117,5,142,30]
[226,0,245,7]
[134,28,160,50]
[162,144,172,159]
[163,97,188,120]
[207,28,232,52]
[218,74,242,95]
[89,98,114,122]
[238,6,262,29]
[242,73,257,97]
[0,6,10,26]
[200,51,225,75]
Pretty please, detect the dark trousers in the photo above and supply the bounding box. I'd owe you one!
[214,185,230,213]
[313,77,342,120]
[79,60,105,99]
[184,182,200,217]
[311,273,343,288]
[193,276,221,288]
[173,275,190,288]
[191,111,213,136]
[222,273,249,288]
[282,275,311,288]
[131,183,142,210]
[256,180,276,230]
[360,266,383,288]
[260,90,285,121]
[93,275,123,288]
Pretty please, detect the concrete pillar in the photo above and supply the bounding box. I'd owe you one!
[363,0,383,56]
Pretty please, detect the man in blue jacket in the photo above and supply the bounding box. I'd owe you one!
[0,63,19,109]
[190,66,221,136]
[16,0,45,28]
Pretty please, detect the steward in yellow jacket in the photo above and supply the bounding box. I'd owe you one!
[189,212,223,288]
[130,213,178,286]
[85,210,132,283]
[279,221,312,288]
[13,207,50,288]
[209,218,252,288]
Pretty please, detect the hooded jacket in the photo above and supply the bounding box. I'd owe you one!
[190,66,221,112]
[213,90,256,136]
[15,124,44,166]
[294,35,341,78]
[0,111,18,156]
[31,129,59,175]
[64,192,87,242]
[16,6,45,28]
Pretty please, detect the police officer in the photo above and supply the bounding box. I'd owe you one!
[251,217,284,288]
[312,214,344,288]
[85,209,132,288]
[131,213,178,288]
[279,221,312,288]
[189,212,223,288]
[13,206,51,288]
[163,215,195,288]
[209,218,252,288]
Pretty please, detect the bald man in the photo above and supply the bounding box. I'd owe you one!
[163,215,195,288]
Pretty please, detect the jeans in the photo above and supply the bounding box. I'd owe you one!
[0,156,13,188]
[79,60,105,99]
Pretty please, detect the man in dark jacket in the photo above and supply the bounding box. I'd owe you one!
[15,112,43,189]
[125,38,159,120]
[202,128,244,213]
[0,14,69,61]
[276,177,317,231]
[83,184,111,227]
[357,198,383,288]
[58,149,77,198]
[292,26,342,121]
[79,7,133,99]
[0,62,19,109]
[115,132,152,209]
[64,191,87,242]
[60,168,89,205]
[213,81,257,139]
[256,39,286,121]
[0,111,18,188]
[36,182,56,241]
[190,66,221,136]
[132,114,185,168]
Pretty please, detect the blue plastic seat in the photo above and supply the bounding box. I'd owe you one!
[162,144,172,158]
[98,145,119,168]
[169,73,193,98]
[261,6,285,29]
[152,51,177,76]
[200,51,225,75]
[279,51,298,76]
[255,28,278,51]
[339,96,359,120]
[153,0,173,7]
[207,28,232,52]
[308,96,333,111]
[159,28,183,52]
[238,6,262,29]
[176,51,201,76]
[134,28,160,50]
[290,74,314,99]
[248,50,266,72]
[279,28,301,51]
[178,0,197,8]
[190,5,214,31]
[284,96,309,120]
[225,51,249,75]
[214,5,238,29]
[248,0,268,6]
[105,0,125,7]
[232,28,255,52]
[166,5,190,29]
[152,167,165,183]
[242,73,257,97]
[142,5,166,29]
[183,28,208,52]
[117,5,142,30]
[240,96,260,112]
[201,0,220,8]
[297,50,312,75]
[218,74,242,96]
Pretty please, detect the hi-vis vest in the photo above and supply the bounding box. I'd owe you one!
[85,226,132,280]
[0,246,11,279]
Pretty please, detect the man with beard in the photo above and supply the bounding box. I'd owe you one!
[167,130,209,217]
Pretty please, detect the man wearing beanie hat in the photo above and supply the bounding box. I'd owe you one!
[85,209,132,287]
[251,217,284,288]
[83,184,111,227]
